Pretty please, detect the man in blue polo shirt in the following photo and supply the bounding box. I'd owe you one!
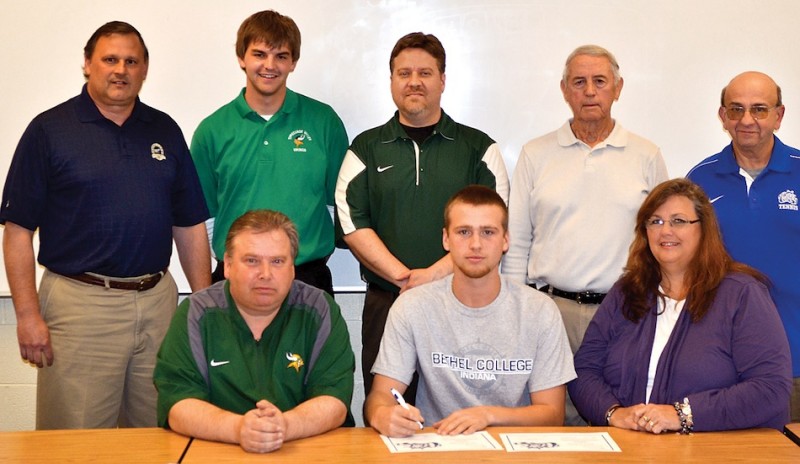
[687,71,800,422]
[0,21,211,429]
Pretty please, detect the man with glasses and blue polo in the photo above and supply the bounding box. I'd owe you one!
[687,71,800,423]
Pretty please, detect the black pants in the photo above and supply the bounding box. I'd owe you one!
[361,285,419,415]
[213,257,334,296]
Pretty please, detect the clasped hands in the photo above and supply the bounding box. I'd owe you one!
[238,399,287,453]
[609,403,680,434]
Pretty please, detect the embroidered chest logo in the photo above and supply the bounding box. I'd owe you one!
[286,352,304,372]
[778,189,798,211]
[288,130,312,153]
[151,143,166,161]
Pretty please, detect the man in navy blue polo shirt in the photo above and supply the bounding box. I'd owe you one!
[687,71,800,422]
[0,21,211,429]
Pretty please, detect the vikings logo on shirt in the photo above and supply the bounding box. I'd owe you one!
[286,352,304,372]
[151,143,166,161]
[288,130,311,153]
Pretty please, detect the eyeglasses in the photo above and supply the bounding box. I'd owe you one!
[645,218,701,229]
[723,105,779,120]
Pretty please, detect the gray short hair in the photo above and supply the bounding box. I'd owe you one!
[562,44,621,85]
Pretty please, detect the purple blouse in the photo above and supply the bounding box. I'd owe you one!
[569,273,791,430]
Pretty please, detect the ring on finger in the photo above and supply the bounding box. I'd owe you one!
[648,420,655,427]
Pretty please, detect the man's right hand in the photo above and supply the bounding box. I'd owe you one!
[17,312,53,368]
[371,404,425,438]
[238,400,287,453]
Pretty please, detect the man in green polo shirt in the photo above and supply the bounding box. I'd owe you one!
[335,32,510,406]
[154,210,354,454]
[191,10,348,295]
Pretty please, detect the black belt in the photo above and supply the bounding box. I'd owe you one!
[534,284,606,305]
[62,269,166,292]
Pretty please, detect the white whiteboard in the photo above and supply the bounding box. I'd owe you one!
[2,0,799,294]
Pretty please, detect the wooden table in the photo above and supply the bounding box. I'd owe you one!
[0,427,191,464]
[786,423,800,446]
[181,426,800,463]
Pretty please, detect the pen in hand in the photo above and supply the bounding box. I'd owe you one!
[390,387,424,430]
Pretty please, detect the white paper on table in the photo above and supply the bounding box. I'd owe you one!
[500,432,621,452]
[381,431,503,453]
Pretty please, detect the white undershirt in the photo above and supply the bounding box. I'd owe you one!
[646,287,686,402]
[740,167,756,194]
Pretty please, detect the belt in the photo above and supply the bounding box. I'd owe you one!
[295,257,329,273]
[534,284,607,305]
[62,269,166,292]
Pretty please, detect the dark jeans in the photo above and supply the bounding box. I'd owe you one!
[213,257,334,296]
[361,284,419,418]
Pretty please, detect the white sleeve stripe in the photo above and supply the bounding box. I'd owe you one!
[335,149,366,235]
[482,143,510,204]
[686,158,718,177]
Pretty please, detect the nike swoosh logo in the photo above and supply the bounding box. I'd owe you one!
[377,165,394,173]
[710,195,724,204]
[210,359,230,367]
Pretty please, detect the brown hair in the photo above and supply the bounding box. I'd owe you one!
[443,185,507,231]
[225,210,299,260]
[236,10,301,62]
[390,32,445,74]
[620,178,763,322]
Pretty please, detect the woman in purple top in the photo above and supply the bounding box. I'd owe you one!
[569,179,791,432]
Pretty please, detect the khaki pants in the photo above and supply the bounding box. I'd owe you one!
[551,295,600,426]
[36,270,177,429]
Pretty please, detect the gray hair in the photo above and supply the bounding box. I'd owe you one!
[562,44,621,85]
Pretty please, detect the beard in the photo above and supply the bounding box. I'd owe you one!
[458,262,493,279]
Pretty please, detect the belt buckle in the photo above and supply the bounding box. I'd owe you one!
[136,274,158,291]
[575,292,585,304]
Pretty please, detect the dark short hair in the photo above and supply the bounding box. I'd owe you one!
[225,210,299,260]
[84,21,149,63]
[390,32,445,74]
[443,185,507,231]
[236,10,301,62]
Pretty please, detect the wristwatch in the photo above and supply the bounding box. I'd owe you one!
[605,404,621,425]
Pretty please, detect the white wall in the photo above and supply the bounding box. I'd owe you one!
[2,0,800,292]
[2,0,800,430]
[0,300,36,430]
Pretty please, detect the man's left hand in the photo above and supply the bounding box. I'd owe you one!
[433,407,490,435]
